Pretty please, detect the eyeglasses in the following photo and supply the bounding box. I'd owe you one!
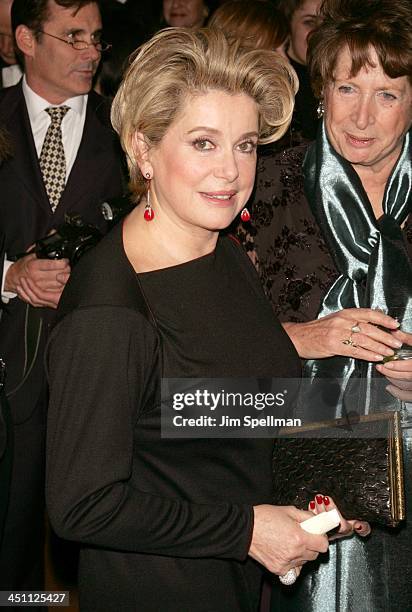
[38,30,112,52]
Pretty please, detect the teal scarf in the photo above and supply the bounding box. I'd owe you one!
[301,122,412,417]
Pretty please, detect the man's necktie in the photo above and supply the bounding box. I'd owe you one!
[39,106,69,212]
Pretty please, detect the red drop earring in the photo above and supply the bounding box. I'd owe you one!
[144,171,154,221]
[240,207,251,222]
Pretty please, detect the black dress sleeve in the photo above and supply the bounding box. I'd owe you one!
[46,306,253,561]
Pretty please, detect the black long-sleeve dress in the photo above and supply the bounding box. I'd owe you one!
[46,222,301,612]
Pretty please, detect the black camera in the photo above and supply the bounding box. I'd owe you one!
[100,195,136,225]
[15,196,135,266]
[31,214,103,266]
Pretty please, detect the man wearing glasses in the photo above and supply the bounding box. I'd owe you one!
[0,0,124,600]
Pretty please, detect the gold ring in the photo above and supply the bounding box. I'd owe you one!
[342,334,357,347]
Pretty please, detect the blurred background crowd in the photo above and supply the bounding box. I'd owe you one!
[0,0,321,144]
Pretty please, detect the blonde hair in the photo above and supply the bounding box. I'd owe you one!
[111,27,298,199]
[208,0,288,52]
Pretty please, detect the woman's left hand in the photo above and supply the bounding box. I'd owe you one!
[283,308,401,361]
[308,494,371,540]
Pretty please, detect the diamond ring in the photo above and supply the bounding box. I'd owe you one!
[279,568,298,585]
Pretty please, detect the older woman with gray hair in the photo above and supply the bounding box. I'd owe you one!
[242,0,412,609]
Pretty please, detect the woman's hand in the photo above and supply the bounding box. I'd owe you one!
[249,504,329,576]
[376,359,412,401]
[375,328,412,398]
[308,494,371,540]
[283,308,401,360]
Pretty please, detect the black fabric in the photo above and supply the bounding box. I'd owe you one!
[46,223,301,612]
[0,235,10,550]
[0,388,46,592]
[0,363,12,548]
[289,58,318,142]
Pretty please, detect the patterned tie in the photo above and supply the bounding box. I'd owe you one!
[39,106,70,212]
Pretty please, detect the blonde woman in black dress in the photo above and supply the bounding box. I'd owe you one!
[44,28,348,612]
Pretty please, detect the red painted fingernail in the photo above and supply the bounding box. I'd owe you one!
[316,495,323,504]
[309,501,316,510]
[323,496,330,506]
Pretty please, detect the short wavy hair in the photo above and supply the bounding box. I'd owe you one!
[111,26,298,199]
[308,0,412,98]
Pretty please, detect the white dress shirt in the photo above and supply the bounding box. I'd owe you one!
[2,76,88,301]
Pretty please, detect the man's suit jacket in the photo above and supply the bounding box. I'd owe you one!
[0,82,125,422]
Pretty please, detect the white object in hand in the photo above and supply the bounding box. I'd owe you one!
[278,509,340,585]
[299,508,340,534]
